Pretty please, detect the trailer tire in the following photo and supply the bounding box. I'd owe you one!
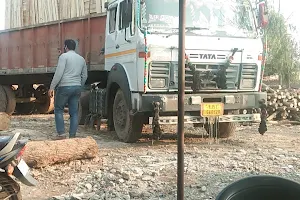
[0,86,8,113]
[113,89,143,143]
[204,122,236,138]
[3,86,16,115]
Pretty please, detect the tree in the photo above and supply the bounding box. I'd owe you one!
[265,10,300,87]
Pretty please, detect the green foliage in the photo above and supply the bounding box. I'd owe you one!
[265,10,300,87]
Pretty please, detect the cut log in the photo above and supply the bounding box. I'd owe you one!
[0,112,10,131]
[23,136,99,168]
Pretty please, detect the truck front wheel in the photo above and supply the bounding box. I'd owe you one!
[112,89,143,143]
[204,122,236,138]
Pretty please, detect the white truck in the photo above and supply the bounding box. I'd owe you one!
[0,0,269,143]
[86,0,268,142]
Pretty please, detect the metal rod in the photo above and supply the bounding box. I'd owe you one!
[177,0,186,199]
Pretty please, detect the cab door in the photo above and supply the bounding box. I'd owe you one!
[115,0,138,91]
[105,2,119,70]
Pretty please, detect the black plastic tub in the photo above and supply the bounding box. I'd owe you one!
[216,175,300,200]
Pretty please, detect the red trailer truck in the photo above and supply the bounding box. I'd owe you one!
[0,13,107,116]
[0,0,269,143]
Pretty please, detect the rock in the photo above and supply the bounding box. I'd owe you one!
[107,173,117,181]
[51,196,66,200]
[237,149,247,154]
[70,193,84,200]
[201,186,207,192]
[122,172,131,180]
[88,194,101,200]
[129,189,142,198]
[141,175,152,181]
[118,178,125,183]
[85,183,93,192]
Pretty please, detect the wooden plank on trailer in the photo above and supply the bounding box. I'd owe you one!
[5,0,11,29]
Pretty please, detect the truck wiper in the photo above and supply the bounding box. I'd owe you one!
[166,26,209,38]
[185,26,209,31]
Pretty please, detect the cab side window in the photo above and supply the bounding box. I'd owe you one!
[109,6,118,33]
[118,1,135,35]
[119,1,128,30]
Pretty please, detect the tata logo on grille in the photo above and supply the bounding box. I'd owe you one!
[199,54,216,59]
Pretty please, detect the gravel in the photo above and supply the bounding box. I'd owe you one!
[48,124,300,200]
[1,115,299,200]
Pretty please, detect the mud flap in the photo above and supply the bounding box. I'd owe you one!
[258,99,268,135]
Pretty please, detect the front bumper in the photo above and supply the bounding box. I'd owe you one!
[140,92,267,124]
[141,92,267,112]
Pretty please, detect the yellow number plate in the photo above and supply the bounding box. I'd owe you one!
[200,103,224,117]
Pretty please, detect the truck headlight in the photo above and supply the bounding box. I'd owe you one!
[150,78,166,88]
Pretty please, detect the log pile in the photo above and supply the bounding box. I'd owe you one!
[5,0,107,29]
[263,84,300,121]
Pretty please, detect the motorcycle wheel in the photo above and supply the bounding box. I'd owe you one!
[0,173,21,200]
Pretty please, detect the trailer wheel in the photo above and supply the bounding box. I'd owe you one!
[0,86,8,113]
[204,122,236,138]
[34,85,54,114]
[3,86,16,115]
[113,89,143,143]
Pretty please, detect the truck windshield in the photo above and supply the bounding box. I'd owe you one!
[139,0,257,38]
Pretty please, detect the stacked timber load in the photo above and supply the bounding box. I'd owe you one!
[5,0,107,29]
[262,84,300,121]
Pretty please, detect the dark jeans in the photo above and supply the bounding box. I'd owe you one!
[54,86,81,137]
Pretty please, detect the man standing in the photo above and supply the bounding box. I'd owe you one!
[48,39,88,140]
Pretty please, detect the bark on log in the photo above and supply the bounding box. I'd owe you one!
[23,136,99,168]
[0,112,10,131]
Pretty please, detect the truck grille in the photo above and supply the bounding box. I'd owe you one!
[148,62,170,89]
[185,64,239,90]
[148,62,257,90]
[240,64,258,89]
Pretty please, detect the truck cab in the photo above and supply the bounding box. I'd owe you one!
[89,0,268,142]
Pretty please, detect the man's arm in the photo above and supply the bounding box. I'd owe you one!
[81,60,88,86]
[50,54,67,90]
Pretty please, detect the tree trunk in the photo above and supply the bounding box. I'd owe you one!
[0,112,10,131]
[23,136,99,168]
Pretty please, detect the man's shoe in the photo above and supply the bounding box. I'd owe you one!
[50,134,67,140]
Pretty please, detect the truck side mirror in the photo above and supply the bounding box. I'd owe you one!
[258,1,268,28]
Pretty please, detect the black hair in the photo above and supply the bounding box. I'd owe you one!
[64,39,76,51]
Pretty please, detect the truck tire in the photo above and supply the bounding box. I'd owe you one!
[3,86,16,115]
[0,86,8,113]
[112,89,143,143]
[35,85,54,114]
[204,122,236,138]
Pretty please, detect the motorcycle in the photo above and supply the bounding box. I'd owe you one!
[0,132,37,200]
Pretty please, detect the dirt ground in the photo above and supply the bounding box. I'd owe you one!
[1,114,299,200]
